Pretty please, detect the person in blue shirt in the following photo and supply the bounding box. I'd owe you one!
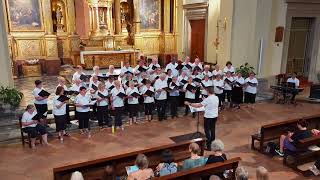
[183,143,206,170]
[156,149,178,176]
[168,76,180,119]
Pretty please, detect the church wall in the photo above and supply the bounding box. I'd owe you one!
[206,0,219,64]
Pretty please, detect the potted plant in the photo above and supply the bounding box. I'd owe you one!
[235,62,255,78]
[0,86,23,113]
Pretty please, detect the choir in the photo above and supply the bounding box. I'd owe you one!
[24,57,258,143]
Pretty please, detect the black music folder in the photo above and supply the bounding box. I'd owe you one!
[186,84,196,92]
[175,64,183,70]
[180,79,188,84]
[117,92,126,98]
[130,92,140,98]
[91,84,98,91]
[32,112,47,120]
[152,65,157,70]
[98,75,108,81]
[38,90,50,97]
[141,79,147,84]
[57,95,70,102]
[193,78,202,83]
[194,66,202,71]
[108,85,115,90]
[138,66,147,72]
[247,82,257,87]
[224,78,234,84]
[80,74,91,81]
[98,92,108,99]
[185,64,192,69]
[124,71,133,75]
[145,90,154,97]
[216,86,224,90]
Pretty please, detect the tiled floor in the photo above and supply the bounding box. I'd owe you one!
[0,101,319,180]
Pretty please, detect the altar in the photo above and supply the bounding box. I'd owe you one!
[80,50,139,69]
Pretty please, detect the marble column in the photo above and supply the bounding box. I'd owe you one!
[0,0,13,86]
[133,0,141,34]
[43,0,54,34]
[114,0,121,34]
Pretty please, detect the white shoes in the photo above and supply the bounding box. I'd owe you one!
[309,165,320,176]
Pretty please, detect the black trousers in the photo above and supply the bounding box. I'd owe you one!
[156,100,167,121]
[244,92,256,104]
[185,98,196,116]
[216,93,224,107]
[128,104,138,118]
[23,124,47,138]
[223,90,232,102]
[204,117,217,150]
[66,104,71,124]
[144,103,154,115]
[232,87,243,104]
[34,104,48,117]
[97,106,108,127]
[54,114,67,132]
[114,107,123,127]
[77,111,89,129]
[169,96,179,117]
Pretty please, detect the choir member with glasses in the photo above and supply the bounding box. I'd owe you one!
[110,80,126,130]
[21,104,49,149]
[53,86,68,143]
[126,81,140,125]
[154,73,168,121]
[75,86,92,138]
[96,83,109,130]
[223,61,235,74]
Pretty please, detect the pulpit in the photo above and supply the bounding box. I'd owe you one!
[80,50,139,69]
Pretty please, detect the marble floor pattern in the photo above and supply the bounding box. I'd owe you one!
[0,101,319,180]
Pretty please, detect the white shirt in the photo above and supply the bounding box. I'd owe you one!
[287,77,300,88]
[72,72,85,82]
[134,65,148,74]
[126,87,140,104]
[120,66,133,75]
[96,89,109,106]
[89,81,100,91]
[213,79,224,94]
[178,75,189,85]
[75,94,91,112]
[53,95,66,116]
[223,66,235,74]
[147,63,160,73]
[154,79,168,100]
[245,77,258,94]
[202,71,212,78]
[192,63,203,70]
[212,70,223,76]
[165,63,179,77]
[201,95,219,118]
[224,76,234,91]
[140,86,155,103]
[105,81,115,90]
[69,84,81,92]
[201,80,213,95]
[234,76,245,87]
[184,83,196,99]
[21,111,37,128]
[33,87,48,104]
[111,87,125,107]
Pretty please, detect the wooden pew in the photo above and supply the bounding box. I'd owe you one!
[251,114,320,152]
[283,135,320,174]
[154,157,241,180]
[53,138,206,180]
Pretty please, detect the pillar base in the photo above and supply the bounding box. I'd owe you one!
[44,59,61,75]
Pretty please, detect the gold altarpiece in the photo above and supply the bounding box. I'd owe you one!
[2,0,178,75]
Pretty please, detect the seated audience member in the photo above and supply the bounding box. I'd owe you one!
[70,171,84,180]
[236,166,249,180]
[103,165,121,180]
[277,119,312,156]
[156,150,178,176]
[256,166,269,180]
[276,127,295,156]
[21,104,48,149]
[206,139,227,178]
[128,154,154,180]
[209,175,221,180]
[183,143,206,170]
[310,158,320,176]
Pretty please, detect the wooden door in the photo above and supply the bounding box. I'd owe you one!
[190,19,205,62]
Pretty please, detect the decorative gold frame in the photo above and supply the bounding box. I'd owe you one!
[140,0,161,32]
[5,0,44,32]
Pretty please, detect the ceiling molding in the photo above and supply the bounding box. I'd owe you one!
[286,0,320,4]
[183,2,208,10]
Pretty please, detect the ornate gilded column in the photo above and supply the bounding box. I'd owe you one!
[66,0,76,34]
[114,0,121,34]
[106,1,113,34]
[95,6,100,32]
[43,0,54,34]
[133,0,141,34]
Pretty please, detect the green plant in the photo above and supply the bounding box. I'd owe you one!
[235,62,255,78]
[0,86,23,108]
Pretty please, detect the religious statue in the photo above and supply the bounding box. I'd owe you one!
[56,6,63,25]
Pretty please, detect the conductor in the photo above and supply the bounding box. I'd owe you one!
[185,87,219,150]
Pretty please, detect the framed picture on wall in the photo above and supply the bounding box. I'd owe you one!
[140,0,161,31]
[5,0,44,31]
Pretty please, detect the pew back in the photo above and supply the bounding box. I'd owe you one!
[53,138,205,180]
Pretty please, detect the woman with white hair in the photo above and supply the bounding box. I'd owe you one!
[70,171,84,180]
[206,139,227,178]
